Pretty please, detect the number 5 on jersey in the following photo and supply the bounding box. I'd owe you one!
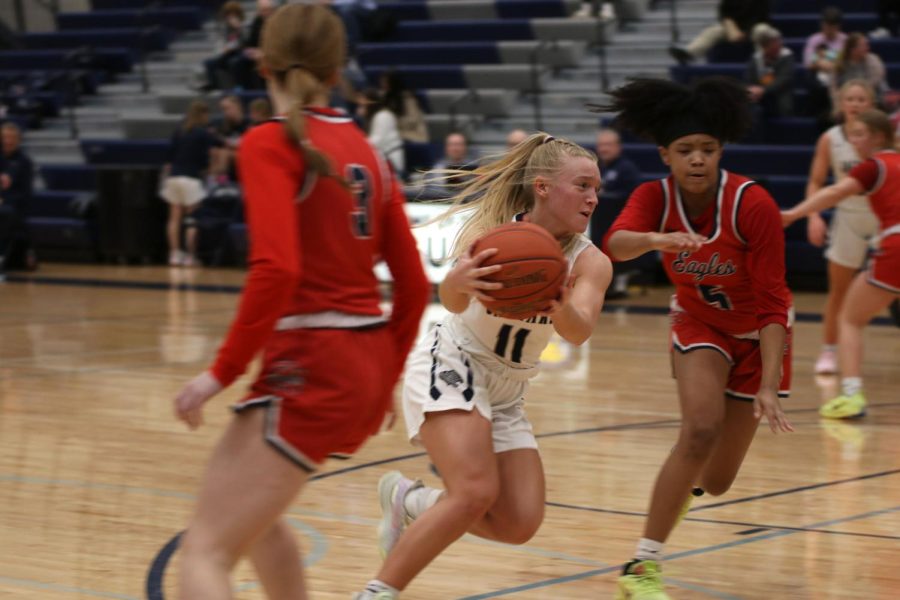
[346,164,373,239]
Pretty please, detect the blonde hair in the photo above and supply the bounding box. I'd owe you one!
[856,109,896,149]
[182,99,210,132]
[260,3,346,181]
[437,132,597,259]
[838,78,876,106]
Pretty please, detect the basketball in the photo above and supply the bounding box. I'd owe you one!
[470,222,567,319]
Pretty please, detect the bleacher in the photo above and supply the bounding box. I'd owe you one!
[6,0,877,276]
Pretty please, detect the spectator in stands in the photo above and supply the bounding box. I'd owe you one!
[803,7,847,123]
[871,0,900,38]
[361,88,405,175]
[230,0,275,90]
[380,71,429,144]
[591,128,642,298]
[802,79,879,375]
[160,101,221,267]
[329,0,377,56]
[669,0,770,65]
[248,97,273,126]
[0,122,34,274]
[745,24,796,119]
[832,33,888,105]
[210,95,249,182]
[201,1,245,92]
[423,132,477,194]
[506,128,528,149]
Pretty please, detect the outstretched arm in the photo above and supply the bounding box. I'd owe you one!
[783,177,864,226]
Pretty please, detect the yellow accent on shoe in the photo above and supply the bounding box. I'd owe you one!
[819,393,867,419]
[615,560,670,600]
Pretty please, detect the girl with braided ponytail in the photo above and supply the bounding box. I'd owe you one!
[172,5,430,598]
[354,133,612,599]
[597,77,795,599]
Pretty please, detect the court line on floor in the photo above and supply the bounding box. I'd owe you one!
[545,499,900,542]
[5,273,898,328]
[0,575,140,600]
[459,504,900,599]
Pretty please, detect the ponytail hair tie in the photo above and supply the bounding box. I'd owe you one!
[541,135,556,145]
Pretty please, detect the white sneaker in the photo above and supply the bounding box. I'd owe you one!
[352,592,396,600]
[870,27,891,39]
[814,349,838,374]
[376,471,421,558]
[168,250,184,266]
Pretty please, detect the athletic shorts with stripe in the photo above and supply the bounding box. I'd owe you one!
[867,235,900,294]
[233,326,396,472]
[402,323,538,453]
[670,309,792,401]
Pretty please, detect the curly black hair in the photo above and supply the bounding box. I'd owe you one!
[590,77,752,146]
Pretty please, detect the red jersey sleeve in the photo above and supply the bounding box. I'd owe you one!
[210,126,303,387]
[739,186,791,331]
[601,180,666,260]
[848,158,880,193]
[380,182,430,378]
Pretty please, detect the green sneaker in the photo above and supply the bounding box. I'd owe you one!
[615,560,670,600]
[675,487,704,527]
[819,393,867,419]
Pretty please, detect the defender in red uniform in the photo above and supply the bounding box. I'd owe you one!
[172,5,430,599]
[597,78,794,600]
[784,109,900,419]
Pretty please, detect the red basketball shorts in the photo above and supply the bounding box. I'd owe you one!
[233,325,397,472]
[867,235,900,294]
[670,309,792,401]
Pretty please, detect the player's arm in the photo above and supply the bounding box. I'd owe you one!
[380,183,432,368]
[604,182,705,261]
[438,247,502,313]
[802,133,832,246]
[546,245,611,345]
[743,189,793,434]
[782,176,864,227]
[208,131,302,388]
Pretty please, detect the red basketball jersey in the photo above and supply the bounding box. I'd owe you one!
[211,108,429,386]
[606,170,792,336]
[849,150,900,235]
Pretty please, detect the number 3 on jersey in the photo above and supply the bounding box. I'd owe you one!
[346,164,373,239]
[698,284,733,311]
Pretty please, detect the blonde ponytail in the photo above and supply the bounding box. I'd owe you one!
[436,133,597,258]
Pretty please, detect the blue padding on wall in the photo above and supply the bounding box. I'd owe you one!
[496,0,569,19]
[393,19,534,42]
[57,8,202,31]
[81,139,169,165]
[357,42,502,66]
[22,29,171,52]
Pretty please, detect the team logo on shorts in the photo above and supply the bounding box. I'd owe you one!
[438,369,464,388]
[264,360,307,394]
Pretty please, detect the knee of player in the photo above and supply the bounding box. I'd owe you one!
[179,528,241,570]
[495,508,544,545]
[679,421,722,457]
[446,478,500,519]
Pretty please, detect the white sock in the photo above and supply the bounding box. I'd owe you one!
[634,537,665,562]
[403,486,443,520]
[841,377,863,397]
[363,580,399,598]
[823,344,837,354]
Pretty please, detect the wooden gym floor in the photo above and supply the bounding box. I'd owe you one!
[1,264,898,599]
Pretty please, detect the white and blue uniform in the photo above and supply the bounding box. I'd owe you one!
[825,125,880,269]
[402,233,592,452]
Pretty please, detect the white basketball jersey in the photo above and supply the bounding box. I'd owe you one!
[447,233,593,370]
[828,125,872,213]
